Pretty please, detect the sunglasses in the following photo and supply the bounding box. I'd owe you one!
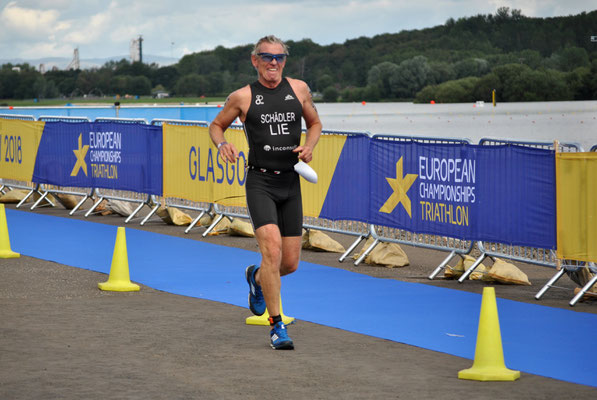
[257,53,288,63]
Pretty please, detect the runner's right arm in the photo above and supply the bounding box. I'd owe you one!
[209,89,247,163]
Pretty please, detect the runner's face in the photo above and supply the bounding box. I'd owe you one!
[252,42,286,86]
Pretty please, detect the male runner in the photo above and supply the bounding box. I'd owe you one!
[208,35,322,349]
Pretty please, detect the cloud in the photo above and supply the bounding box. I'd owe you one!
[0,1,65,38]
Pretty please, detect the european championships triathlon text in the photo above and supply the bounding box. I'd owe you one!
[418,156,476,227]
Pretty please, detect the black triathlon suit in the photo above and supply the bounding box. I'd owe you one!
[244,78,303,236]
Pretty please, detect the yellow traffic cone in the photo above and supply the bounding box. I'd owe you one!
[246,297,295,326]
[458,287,520,381]
[98,227,140,292]
[0,204,20,258]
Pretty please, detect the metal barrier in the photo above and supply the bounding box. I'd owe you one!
[193,127,372,244]
[32,116,93,212]
[94,117,148,124]
[465,139,585,302]
[4,112,594,304]
[206,128,373,246]
[563,143,597,306]
[38,115,90,123]
[150,119,214,230]
[0,114,58,208]
[361,135,475,275]
[80,117,153,222]
[199,123,249,237]
[0,113,35,120]
[298,130,372,262]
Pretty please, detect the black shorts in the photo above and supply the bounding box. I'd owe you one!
[245,169,303,237]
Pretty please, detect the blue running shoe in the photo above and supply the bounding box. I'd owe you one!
[270,321,294,350]
[245,265,266,316]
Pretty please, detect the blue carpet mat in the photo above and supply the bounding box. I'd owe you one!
[6,209,597,387]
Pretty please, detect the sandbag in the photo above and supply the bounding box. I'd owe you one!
[351,237,408,267]
[55,193,81,209]
[106,199,136,217]
[487,258,531,286]
[302,229,345,253]
[365,242,409,268]
[444,255,492,281]
[94,199,112,215]
[0,189,32,203]
[566,266,597,292]
[228,218,255,237]
[199,213,213,227]
[573,287,597,301]
[155,206,192,225]
[155,205,169,222]
[169,207,193,225]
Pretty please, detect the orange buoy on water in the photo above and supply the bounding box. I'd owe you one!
[430,100,435,104]
[361,101,366,106]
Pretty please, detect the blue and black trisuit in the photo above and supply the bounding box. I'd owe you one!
[243,78,303,237]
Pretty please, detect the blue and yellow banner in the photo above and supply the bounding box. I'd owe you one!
[0,118,45,181]
[0,116,565,251]
[556,152,597,262]
[162,125,248,206]
[32,121,162,195]
[474,145,555,248]
[319,138,555,248]
[317,134,370,222]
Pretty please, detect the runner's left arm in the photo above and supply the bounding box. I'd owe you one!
[293,82,322,163]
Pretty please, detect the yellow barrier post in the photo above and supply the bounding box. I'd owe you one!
[0,204,20,258]
[458,287,520,381]
[98,227,140,292]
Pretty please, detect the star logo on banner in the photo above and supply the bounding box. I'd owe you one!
[70,133,89,177]
[379,157,418,217]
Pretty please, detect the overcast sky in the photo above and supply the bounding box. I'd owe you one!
[0,0,594,61]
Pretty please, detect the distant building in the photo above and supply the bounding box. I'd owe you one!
[130,36,143,63]
[67,48,80,70]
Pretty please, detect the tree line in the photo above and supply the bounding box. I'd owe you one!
[1,7,596,103]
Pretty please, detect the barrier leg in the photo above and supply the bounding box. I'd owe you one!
[570,273,597,306]
[69,193,91,216]
[30,191,50,210]
[458,253,486,283]
[339,235,367,263]
[185,210,206,234]
[535,268,566,300]
[354,238,379,266]
[124,201,146,224]
[16,188,36,208]
[202,214,224,237]
[429,250,456,280]
[85,196,104,217]
[140,204,160,226]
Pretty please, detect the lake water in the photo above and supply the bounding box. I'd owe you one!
[315,101,597,151]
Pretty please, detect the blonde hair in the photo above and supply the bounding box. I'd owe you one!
[252,35,289,55]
